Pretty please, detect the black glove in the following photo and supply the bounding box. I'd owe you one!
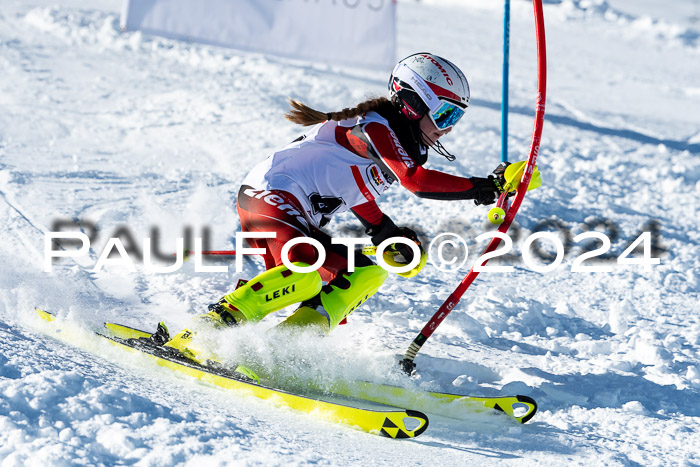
[366,215,399,245]
[493,161,518,200]
[469,176,501,206]
[366,217,421,263]
[469,162,514,206]
[389,227,421,264]
[492,161,511,178]
[492,161,510,193]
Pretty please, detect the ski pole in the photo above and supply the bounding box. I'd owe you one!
[400,0,548,375]
[176,247,379,257]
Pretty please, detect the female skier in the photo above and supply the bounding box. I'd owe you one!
[155,52,506,351]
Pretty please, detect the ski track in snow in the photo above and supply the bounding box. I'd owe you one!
[1,0,699,465]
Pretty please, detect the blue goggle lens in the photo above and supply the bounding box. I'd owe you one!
[431,102,465,129]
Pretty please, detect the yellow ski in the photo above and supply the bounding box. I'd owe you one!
[34,308,428,439]
[327,380,537,424]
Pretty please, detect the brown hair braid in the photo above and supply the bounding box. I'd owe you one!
[284,97,391,126]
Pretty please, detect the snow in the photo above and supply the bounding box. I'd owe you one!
[1,0,699,465]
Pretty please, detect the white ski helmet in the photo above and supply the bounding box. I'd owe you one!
[388,53,470,130]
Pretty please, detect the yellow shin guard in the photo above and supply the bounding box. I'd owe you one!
[163,263,322,362]
[223,263,323,323]
[281,265,388,333]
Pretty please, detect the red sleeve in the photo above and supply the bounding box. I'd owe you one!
[351,199,384,226]
[363,122,478,200]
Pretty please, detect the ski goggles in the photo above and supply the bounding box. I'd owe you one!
[430,101,465,130]
[391,63,467,130]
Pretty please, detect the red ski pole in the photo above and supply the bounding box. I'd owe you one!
[400,0,548,374]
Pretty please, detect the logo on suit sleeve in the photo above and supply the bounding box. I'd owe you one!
[388,129,415,168]
[366,165,389,195]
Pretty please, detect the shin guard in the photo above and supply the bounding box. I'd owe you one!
[282,265,388,333]
[223,263,322,323]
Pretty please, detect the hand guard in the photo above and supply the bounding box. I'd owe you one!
[383,235,427,279]
[387,227,420,262]
[366,218,427,278]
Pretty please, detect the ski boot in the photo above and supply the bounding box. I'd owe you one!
[201,298,243,327]
[159,262,324,363]
[142,322,260,383]
[149,321,171,346]
[279,265,388,333]
[134,321,169,349]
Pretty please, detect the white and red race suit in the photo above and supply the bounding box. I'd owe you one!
[237,109,480,281]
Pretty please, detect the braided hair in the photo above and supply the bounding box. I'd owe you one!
[284,97,391,126]
[284,96,433,166]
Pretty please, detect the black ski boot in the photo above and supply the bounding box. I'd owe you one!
[205,298,239,327]
[149,322,171,346]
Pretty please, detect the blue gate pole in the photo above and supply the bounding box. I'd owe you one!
[501,0,510,163]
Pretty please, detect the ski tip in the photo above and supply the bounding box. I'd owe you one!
[514,395,538,424]
[379,409,429,439]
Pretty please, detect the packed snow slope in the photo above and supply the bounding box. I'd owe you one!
[1,0,699,465]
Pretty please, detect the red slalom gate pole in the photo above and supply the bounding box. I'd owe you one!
[400,0,547,375]
[172,250,237,257]
[186,250,236,256]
